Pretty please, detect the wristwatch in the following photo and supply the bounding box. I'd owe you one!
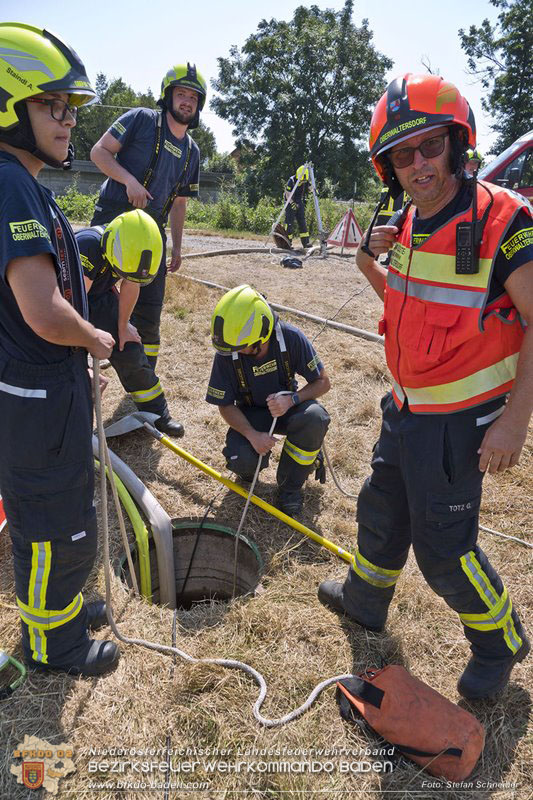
[291,392,300,406]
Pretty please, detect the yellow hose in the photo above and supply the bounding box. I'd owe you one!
[146,426,356,567]
[95,460,152,601]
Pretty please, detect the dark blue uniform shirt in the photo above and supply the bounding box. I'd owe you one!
[96,108,200,224]
[0,152,87,363]
[206,322,323,407]
[76,226,118,297]
[286,175,306,204]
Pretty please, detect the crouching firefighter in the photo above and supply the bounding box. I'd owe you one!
[0,23,119,676]
[206,285,330,517]
[319,73,532,701]
[76,210,184,436]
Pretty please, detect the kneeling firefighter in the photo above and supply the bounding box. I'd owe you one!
[76,209,183,436]
[206,285,331,517]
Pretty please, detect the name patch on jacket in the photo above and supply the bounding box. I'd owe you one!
[501,227,533,260]
[207,386,225,400]
[252,360,277,377]
[389,242,410,274]
[9,219,51,243]
[163,140,183,158]
[307,354,319,372]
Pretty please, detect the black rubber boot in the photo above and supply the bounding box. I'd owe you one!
[86,601,108,631]
[277,489,303,517]
[28,639,120,677]
[155,414,185,437]
[458,635,530,700]
[317,580,384,632]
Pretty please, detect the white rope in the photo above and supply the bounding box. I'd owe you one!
[94,362,347,726]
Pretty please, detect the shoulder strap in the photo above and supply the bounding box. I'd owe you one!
[160,133,193,221]
[49,205,88,320]
[141,112,163,190]
[231,322,294,404]
[231,351,253,406]
[275,322,294,390]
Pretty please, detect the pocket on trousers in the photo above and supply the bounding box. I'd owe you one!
[7,460,92,540]
[426,489,481,524]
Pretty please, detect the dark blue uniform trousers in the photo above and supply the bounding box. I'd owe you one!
[88,291,168,416]
[223,400,330,491]
[0,350,96,666]
[342,392,525,660]
[285,201,310,247]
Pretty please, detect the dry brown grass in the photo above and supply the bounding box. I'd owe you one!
[1,244,531,800]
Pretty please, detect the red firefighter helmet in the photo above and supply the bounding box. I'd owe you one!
[369,74,476,193]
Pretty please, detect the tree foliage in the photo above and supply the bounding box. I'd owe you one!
[459,0,533,153]
[72,73,216,165]
[211,0,392,201]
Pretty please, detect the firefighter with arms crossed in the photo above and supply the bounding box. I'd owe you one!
[206,285,330,517]
[0,23,118,676]
[90,63,206,436]
[319,74,532,700]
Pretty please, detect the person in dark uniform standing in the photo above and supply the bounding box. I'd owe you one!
[76,209,184,430]
[90,64,206,436]
[319,73,532,701]
[0,23,118,676]
[284,165,311,249]
[206,285,330,517]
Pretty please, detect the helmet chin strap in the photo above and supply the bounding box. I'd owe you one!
[0,103,70,169]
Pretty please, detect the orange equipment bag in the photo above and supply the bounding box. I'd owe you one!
[336,665,485,781]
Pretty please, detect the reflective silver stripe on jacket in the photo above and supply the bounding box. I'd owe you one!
[0,380,46,399]
[387,270,485,308]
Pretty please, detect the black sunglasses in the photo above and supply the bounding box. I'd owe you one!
[389,133,448,169]
[26,97,78,122]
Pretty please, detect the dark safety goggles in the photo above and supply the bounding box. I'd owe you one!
[26,97,78,122]
[388,133,448,169]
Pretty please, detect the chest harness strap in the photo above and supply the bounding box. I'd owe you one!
[231,322,294,407]
[141,113,193,225]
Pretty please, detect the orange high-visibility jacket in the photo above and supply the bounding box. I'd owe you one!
[379,181,531,413]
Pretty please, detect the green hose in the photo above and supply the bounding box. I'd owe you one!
[94,459,152,602]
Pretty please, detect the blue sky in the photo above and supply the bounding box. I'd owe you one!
[4,1,501,154]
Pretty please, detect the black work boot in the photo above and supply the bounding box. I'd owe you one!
[277,489,303,517]
[317,581,384,632]
[85,601,109,631]
[155,414,185,438]
[28,639,120,677]
[458,635,530,701]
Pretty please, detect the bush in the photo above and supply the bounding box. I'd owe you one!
[56,184,97,222]
[52,185,376,238]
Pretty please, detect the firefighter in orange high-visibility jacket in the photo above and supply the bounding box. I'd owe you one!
[318,73,532,702]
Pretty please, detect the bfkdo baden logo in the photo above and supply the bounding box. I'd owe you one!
[11,734,75,795]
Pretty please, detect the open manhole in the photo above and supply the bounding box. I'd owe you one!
[119,518,263,608]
